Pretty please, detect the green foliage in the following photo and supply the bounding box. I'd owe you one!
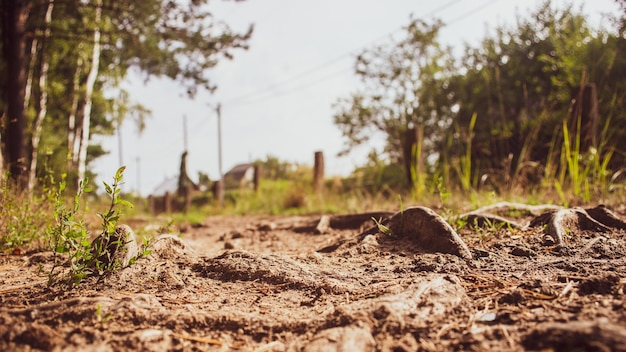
[47,175,92,286]
[255,155,296,181]
[0,175,55,251]
[333,0,625,202]
[459,113,477,193]
[47,167,144,288]
[1,0,252,191]
[89,166,138,276]
[333,18,454,176]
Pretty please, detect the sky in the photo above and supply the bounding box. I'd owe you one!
[91,0,619,196]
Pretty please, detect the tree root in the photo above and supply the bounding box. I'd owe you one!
[359,206,472,259]
[529,208,612,245]
[320,203,625,259]
[461,203,626,247]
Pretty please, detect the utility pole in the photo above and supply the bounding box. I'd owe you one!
[183,114,188,151]
[117,121,123,167]
[216,103,224,207]
[136,156,141,195]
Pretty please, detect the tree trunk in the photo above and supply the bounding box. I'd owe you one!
[27,0,55,191]
[76,0,102,184]
[0,0,29,187]
[24,21,38,112]
[67,57,83,172]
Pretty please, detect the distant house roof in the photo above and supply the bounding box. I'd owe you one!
[224,163,256,190]
[225,163,255,181]
[151,176,178,197]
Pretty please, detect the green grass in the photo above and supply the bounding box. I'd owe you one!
[1,134,625,259]
[0,174,55,251]
[32,166,149,288]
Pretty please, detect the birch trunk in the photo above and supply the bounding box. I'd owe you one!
[67,56,82,171]
[24,27,38,111]
[76,0,101,184]
[27,0,54,191]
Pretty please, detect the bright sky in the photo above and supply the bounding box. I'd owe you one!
[91,0,619,196]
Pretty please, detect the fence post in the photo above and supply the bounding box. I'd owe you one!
[313,151,324,192]
[183,184,192,213]
[214,180,224,207]
[148,195,156,215]
[253,164,261,192]
[164,191,172,213]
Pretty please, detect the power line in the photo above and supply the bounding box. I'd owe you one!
[222,0,463,105]
[447,0,503,25]
[234,62,354,106]
[221,0,465,105]
[223,0,504,107]
[140,0,505,165]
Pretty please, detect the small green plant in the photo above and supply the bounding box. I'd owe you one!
[95,303,113,326]
[470,217,508,243]
[48,166,138,287]
[90,166,135,276]
[436,176,451,207]
[48,175,93,286]
[410,128,426,198]
[371,217,393,236]
[460,113,478,193]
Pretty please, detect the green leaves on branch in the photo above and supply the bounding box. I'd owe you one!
[333,1,626,200]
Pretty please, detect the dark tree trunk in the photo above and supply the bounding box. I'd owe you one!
[1,0,29,187]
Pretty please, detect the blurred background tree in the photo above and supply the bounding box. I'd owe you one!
[0,0,252,190]
[334,0,625,196]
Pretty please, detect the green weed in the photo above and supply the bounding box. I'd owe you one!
[409,126,426,198]
[460,113,478,193]
[47,174,92,286]
[371,217,393,236]
[47,166,142,287]
[0,175,54,251]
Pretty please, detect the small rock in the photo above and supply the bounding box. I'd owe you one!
[258,222,277,231]
[90,224,138,269]
[510,246,536,257]
[385,206,472,259]
[303,325,375,352]
[315,215,331,234]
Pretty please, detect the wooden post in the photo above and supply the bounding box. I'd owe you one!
[313,151,325,192]
[570,83,599,151]
[214,180,223,206]
[216,104,224,207]
[164,191,172,213]
[183,184,192,213]
[148,195,156,215]
[253,164,261,192]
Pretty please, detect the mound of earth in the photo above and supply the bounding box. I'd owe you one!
[1,203,626,351]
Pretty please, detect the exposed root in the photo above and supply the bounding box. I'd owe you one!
[458,202,562,231]
[360,206,472,259]
[529,208,612,246]
[461,203,626,249]
[585,205,626,230]
[465,202,563,216]
[460,213,523,230]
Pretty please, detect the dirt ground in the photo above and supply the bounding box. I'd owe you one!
[1,202,626,351]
